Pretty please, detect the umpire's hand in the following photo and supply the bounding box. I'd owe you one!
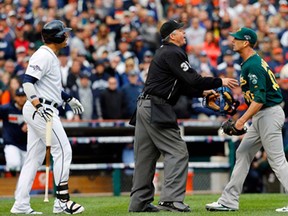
[221,78,239,89]
[67,97,84,114]
[36,104,53,122]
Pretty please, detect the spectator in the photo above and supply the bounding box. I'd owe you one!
[67,58,85,90]
[219,0,236,20]
[185,17,206,47]
[14,46,28,76]
[69,25,86,55]
[193,50,216,77]
[202,30,221,67]
[1,76,21,105]
[257,36,273,62]
[76,50,92,73]
[139,11,160,52]
[14,23,29,52]
[0,13,15,43]
[91,59,110,98]
[139,50,153,83]
[105,0,125,41]
[217,62,239,79]
[128,5,141,30]
[14,56,29,80]
[112,38,138,75]
[6,10,17,35]
[121,70,143,119]
[91,23,116,59]
[268,47,285,75]
[253,0,277,18]
[218,22,233,57]
[70,72,95,120]
[58,49,70,88]
[233,0,254,17]
[119,58,141,87]
[0,25,14,60]
[92,0,109,22]
[132,36,150,64]
[100,76,124,119]
[217,49,241,77]
[2,87,27,175]
[3,59,15,77]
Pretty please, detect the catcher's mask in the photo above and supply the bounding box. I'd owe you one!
[203,87,240,116]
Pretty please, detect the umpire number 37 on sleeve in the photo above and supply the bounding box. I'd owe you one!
[181,61,191,72]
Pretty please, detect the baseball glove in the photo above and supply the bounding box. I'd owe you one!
[221,119,247,136]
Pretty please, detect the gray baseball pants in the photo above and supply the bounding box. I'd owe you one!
[129,98,189,212]
[218,105,288,210]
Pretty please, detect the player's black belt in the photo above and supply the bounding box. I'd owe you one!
[138,93,151,100]
[39,98,58,108]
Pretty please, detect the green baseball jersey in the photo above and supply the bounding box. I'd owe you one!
[240,53,283,108]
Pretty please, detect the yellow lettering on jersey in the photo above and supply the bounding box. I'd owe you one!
[240,76,247,87]
[261,59,279,90]
[268,69,279,90]
[243,90,254,103]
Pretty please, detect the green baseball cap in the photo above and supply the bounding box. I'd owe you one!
[230,27,257,45]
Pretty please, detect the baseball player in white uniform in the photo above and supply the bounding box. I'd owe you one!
[11,20,85,214]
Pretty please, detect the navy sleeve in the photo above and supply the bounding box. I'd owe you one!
[23,74,38,84]
[61,91,72,102]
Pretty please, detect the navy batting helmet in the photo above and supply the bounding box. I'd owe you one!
[41,20,72,44]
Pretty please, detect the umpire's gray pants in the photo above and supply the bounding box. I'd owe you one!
[218,105,288,210]
[129,99,189,212]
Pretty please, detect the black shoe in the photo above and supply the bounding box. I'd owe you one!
[158,201,191,212]
[144,204,160,212]
[129,203,159,212]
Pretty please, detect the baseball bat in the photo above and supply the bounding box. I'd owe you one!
[44,120,52,202]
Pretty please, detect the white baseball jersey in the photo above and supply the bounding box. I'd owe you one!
[26,45,63,105]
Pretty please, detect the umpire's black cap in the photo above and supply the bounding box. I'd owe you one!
[15,87,26,96]
[160,20,184,39]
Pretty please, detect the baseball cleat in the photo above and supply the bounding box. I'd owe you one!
[53,200,84,214]
[158,201,191,212]
[206,202,236,211]
[10,209,43,214]
[276,206,288,212]
[129,203,160,212]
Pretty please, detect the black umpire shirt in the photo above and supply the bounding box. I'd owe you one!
[143,42,223,105]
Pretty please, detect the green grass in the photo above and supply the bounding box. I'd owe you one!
[1,194,287,215]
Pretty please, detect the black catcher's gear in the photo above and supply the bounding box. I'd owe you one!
[41,20,72,44]
[222,119,247,136]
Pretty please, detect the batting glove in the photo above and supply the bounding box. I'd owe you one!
[67,97,84,114]
[36,104,53,122]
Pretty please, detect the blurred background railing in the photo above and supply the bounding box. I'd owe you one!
[0,119,281,197]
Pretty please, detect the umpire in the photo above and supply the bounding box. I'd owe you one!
[128,20,238,212]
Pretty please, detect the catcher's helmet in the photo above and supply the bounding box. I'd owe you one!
[41,20,72,44]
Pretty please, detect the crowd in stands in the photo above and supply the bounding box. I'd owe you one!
[0,0,288,122]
